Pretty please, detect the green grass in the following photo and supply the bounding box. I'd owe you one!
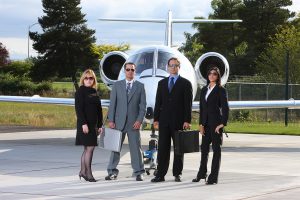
[0,102,299,135]
[0,102,77,128]
[51,82,110,98]
[52,82,75,91]
[226,122,300,135]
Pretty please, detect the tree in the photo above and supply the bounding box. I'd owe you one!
[256,25,300,83]
[239,0,295,74]
[92,43,130,60]
[180,0,294,76]
[30,0,97,89]
[0,42,10,67]
[180,0,245,74]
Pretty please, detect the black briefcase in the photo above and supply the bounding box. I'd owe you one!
[174,130,200,154]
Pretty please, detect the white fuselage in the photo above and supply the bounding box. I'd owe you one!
[117,45,197,113]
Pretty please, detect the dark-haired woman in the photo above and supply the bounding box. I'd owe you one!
[75,69,103,182]
[192,66,229,185]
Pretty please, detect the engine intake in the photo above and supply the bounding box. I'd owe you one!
[99,51,128,89]
[194,52,229,87]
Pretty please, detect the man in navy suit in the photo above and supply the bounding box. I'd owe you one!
[151,57,193,182]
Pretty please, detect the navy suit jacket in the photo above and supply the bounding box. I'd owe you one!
[154,76,193,130]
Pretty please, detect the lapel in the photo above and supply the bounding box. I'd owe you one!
[202,87,208,104]
[207,85,218,102]
[121,79,127,102]
[163,78,169,95]
[127,81,138,103]
[169,75,181,95]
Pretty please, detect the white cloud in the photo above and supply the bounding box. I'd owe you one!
[1,0,300,60]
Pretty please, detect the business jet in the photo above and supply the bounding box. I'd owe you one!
[0,11,299,128]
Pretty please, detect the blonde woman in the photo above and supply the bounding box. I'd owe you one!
[75,69,103,182]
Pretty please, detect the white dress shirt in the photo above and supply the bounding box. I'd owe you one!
[126,79,134,91]
[205,84,216,101]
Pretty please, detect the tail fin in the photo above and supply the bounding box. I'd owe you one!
[98,10,242,47]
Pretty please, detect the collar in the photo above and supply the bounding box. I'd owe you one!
[169,74,179,79]
[207,84,216,91]
[126,79,135,85]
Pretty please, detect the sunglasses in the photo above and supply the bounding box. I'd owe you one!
[208,72,218,76]
[125,68,135,72]
[84,77,94,81]
[168,64,179,68]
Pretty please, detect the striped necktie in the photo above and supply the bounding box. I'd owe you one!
[126,82,131,95]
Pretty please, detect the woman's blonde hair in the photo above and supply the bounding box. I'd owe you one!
[79,69,98,90]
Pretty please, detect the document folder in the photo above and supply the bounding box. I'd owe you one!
[99,128,123,152]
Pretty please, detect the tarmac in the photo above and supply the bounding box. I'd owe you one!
[0,127,299,200]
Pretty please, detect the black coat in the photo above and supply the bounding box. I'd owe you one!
[199,85,229,127]
[154,76,193,130]
[75,85,103,146]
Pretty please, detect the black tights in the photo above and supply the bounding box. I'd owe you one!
[80,146,95,179]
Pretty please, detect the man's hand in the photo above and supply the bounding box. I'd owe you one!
[133,121,142,130]
[215,124,224,134]
[153,121,159,130]
[199,125,205,136]
[109,122,116,129]
[82,124,89,134]
[183,122,191,130]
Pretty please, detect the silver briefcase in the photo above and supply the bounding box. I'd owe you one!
[99,127,123,152]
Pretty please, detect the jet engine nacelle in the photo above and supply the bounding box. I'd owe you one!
[99,51,128,89]
[194,52,229,87]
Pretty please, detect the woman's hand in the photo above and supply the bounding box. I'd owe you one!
[97,127,103,135]
[82,124,89,134]
[215,124,224,134]
[108,122,116,129]
[199,125,205,136]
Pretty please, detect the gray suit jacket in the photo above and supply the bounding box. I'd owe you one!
[108,79,146,131]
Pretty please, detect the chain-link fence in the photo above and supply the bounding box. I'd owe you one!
[195,82,300,123]
[226,82,300,123]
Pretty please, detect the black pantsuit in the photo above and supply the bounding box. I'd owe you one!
[154,76,193,177]
[198,85,229,183]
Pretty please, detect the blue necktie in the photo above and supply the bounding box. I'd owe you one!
[169,77,174,93]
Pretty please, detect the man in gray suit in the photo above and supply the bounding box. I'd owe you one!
[105,62,146,181]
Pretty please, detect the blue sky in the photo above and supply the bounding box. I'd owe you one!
[0,0,299,60]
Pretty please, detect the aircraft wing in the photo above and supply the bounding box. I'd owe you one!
[0,95,110,108]
[192,99,300,111]
[1,95,300,111]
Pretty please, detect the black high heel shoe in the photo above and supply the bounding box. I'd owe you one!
[192,174,207,182]
[87,177,97,182]
[79,173,88,181]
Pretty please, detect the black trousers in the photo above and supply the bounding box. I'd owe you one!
[156,125,184,177]
[197,125,223,182]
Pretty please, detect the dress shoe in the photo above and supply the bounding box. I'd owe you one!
[174,175,182,182]
[206,180,217,185]
[105,174,117,180]
[192,174,207,182]
[151,176,165,182]
[136,174,144,181]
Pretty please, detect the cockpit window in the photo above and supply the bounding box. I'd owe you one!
[157,51,174,72]
[127,51,154,74]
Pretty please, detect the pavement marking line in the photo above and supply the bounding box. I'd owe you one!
[237,186,300,200]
